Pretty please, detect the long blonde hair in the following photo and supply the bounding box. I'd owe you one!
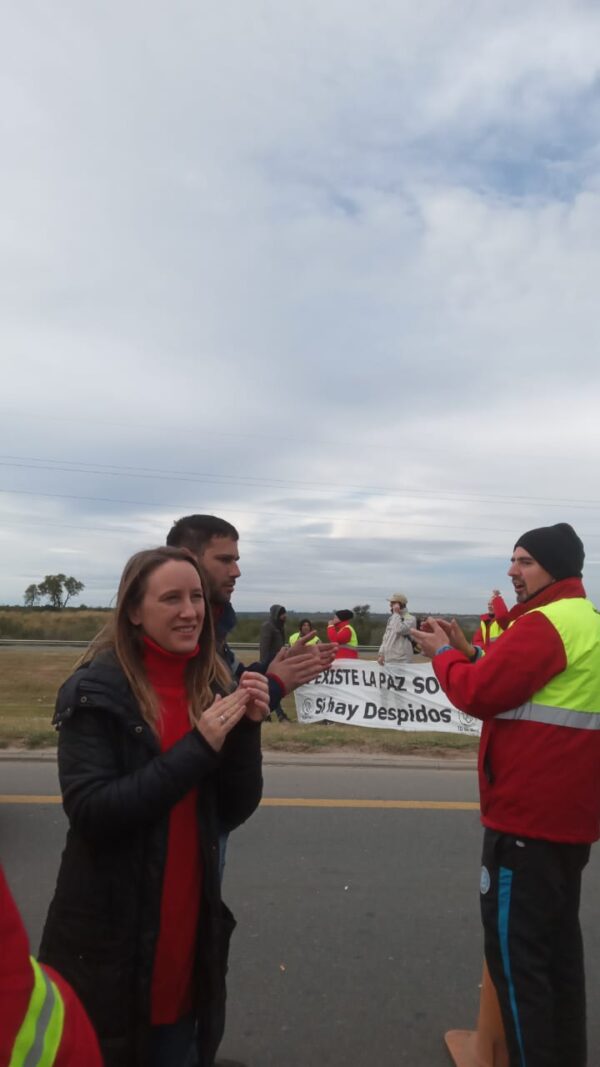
[77,546,232,733]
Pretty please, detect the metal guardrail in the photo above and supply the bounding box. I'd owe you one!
[0,639,89,648]
[0,638,380,652]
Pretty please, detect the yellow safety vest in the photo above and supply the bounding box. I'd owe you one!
[9,957,65,1067]
[497,598,600,729]
[343,625,358,648]
[474,619,504,657]
[289,632,319,646]
[487,619,504,643]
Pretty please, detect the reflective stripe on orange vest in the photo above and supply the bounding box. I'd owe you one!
[9,957,65,1067]
[497,702,600,729]
[497,597,600,728]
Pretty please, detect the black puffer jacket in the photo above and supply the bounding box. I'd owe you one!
[214,601,284,709]
[38,652,262,1067]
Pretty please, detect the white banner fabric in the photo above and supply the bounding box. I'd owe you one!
[293,658,481,737]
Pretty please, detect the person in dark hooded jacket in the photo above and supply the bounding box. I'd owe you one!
[39,546,268,1067]
[259,605,290,722]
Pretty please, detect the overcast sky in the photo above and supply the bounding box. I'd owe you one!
[2,1,600,615]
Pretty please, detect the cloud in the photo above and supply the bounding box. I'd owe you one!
[2,1,600,611]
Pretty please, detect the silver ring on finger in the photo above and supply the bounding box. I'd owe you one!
[220,713,226,724]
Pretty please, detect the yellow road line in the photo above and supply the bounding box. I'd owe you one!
[0,795,479,810]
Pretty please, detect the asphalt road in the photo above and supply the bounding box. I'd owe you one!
[2,758,599,1066]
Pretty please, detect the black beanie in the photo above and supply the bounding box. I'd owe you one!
[335,609,354,622]
[514,523,584,581]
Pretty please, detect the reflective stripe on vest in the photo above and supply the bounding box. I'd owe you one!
[496,701,600,730]
[344,626,358,648]
[9,958,65,1067]
[496,598,600,728]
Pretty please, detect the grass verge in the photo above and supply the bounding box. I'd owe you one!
[0,650,77,749]
[0,649,479,757]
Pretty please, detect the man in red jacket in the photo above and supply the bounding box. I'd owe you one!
[413,523,599,1067]
[1,866,102,1067]
[471,589,509,650]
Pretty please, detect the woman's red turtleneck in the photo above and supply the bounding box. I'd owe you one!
[143,636,202,1024]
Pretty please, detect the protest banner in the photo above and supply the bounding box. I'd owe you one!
[294,658,481,737]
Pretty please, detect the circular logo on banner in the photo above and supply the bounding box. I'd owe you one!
[459,710,476,729]
[480,866,491,895]
[300,698,313,722]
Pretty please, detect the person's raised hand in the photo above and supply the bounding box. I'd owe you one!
[445,618,475,658]
[238,671,270,722]
[270,649,333,693]
[197,689,250,752]
[410,617,450,659]
[271,641,336,673]
[286,631,319,656]
[314,643,336,669]
[268,646,291,670]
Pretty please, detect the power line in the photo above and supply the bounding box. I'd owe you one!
[2,403,585,467]
[2,486,600,538]
[2,454,600,511]
[0,515,271,545]
[1,407,597,475]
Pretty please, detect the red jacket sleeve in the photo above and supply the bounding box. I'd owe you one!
[51,968,103,1067]
[0,868,31,1063]
[491,594,509,628]
[0,868,103,1067]
[433,611,566,720]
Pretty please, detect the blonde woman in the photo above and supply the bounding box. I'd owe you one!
[39,546,268,1067]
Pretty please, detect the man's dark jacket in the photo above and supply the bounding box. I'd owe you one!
[259,605,286,668]
[214,601,285,707]
[38,652,262,1067]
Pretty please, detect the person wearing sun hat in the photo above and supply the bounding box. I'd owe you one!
[327,610,359,659]
[414,522,599,1067]
[377,593,416,666]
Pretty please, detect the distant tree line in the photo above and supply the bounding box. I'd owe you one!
[23,574,85,610]
[6,594,479,643]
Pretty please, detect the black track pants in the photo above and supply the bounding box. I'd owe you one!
[479,829,590,1067]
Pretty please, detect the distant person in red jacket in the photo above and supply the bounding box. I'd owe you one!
[414,523,598,1067]
[472,589,509,650]
[327,610,358,658]
[0,866,103,1067]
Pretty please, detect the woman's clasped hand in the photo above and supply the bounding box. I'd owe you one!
[198,671,270,750]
